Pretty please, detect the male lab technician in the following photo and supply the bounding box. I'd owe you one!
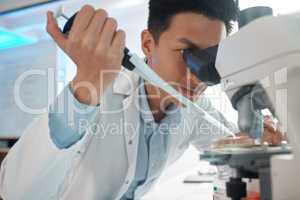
[0,0,241,199]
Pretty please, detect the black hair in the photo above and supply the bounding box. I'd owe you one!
[148,0,239,41]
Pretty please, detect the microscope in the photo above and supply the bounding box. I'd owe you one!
[184,8,300,200]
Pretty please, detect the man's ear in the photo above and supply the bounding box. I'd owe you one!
[141,30,156,57]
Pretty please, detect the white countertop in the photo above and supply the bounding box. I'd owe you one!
[142,147,214,200]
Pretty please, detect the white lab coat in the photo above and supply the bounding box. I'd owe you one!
[0,69,235,200]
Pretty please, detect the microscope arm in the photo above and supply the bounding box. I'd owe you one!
[231,84,275,139]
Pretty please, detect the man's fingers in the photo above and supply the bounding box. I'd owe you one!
[235,132,250,138]
[84,9,108,45]
[262,129,283,145]
[264,119,276,132]
[46,11,67,49]
[70,5,95,37]
[111,30,126,53]
[98,18,118,50]
[88,9,108,34]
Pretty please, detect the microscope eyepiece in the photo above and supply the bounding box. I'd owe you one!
[183,45,221,86]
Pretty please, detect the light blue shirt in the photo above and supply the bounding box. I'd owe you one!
[49,85,99,149]
[48,81,181,199]
[121,81,181,199]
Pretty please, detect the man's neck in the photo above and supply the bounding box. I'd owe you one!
[144,81,172,123]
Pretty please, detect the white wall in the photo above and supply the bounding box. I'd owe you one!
[0,41,57,137]
[0,0,53,13]
[239,0,300,14]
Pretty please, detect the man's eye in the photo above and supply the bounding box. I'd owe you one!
[174,48,187,52]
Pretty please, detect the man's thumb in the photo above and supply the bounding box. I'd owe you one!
[46,11,67,50]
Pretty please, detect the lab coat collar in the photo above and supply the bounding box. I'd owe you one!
[112,69,141,197]
[113,69,140,96]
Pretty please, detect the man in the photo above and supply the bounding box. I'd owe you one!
[0,0,276,199]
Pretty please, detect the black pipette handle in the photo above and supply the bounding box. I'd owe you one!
[62,13,136,71]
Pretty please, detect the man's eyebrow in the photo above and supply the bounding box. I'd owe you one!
[177,38,203,49]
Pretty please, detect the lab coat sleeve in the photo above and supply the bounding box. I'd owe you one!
[0,86,102,200]
[188,95,239,151]
[49,85,100,149]
[0,114,89,199]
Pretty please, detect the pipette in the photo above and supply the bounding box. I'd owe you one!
[55,8,236,138]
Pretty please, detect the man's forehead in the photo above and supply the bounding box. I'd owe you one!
[177,38,207,49]
[165,13,227,48]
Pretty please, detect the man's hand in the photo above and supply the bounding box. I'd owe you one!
[261,116,285,146]
[214,117,285,148]
[46,5,126,105]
